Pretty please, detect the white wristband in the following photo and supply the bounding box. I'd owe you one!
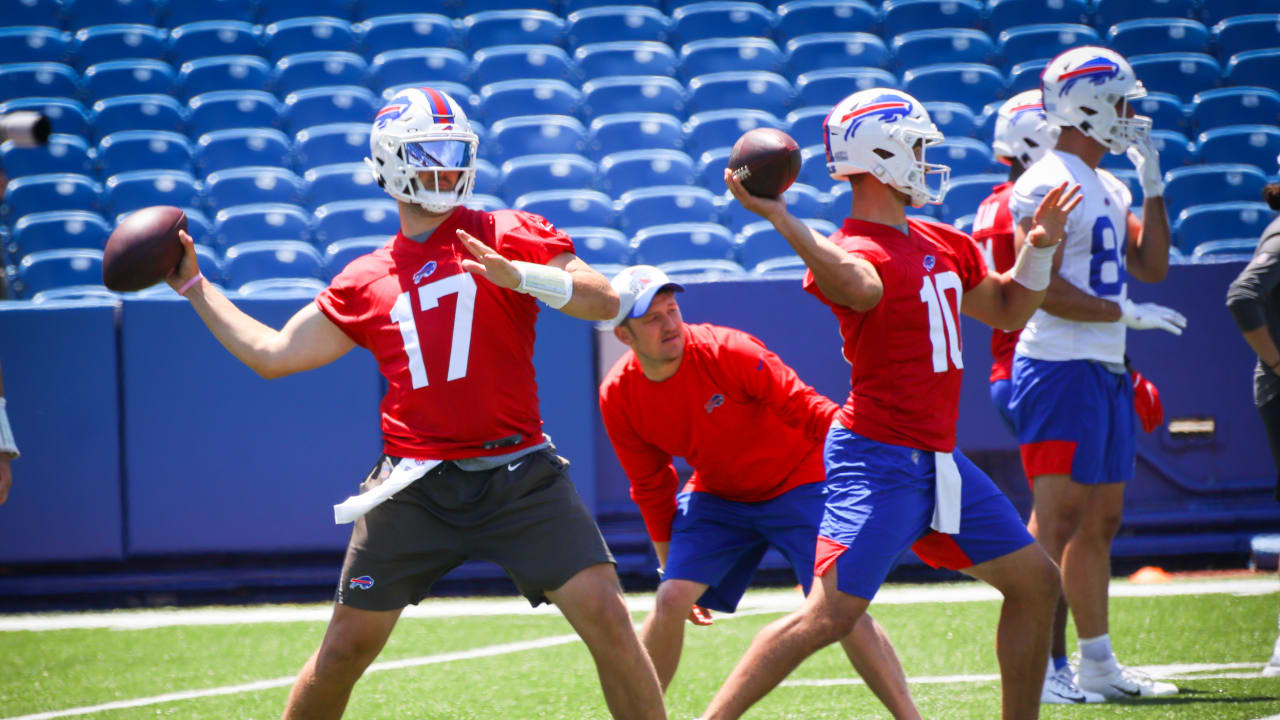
[0,398,18,459]
[1011,242,1057,292]
[512,261,573,309]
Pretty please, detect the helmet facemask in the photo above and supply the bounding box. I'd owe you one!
[1077,87,1152,154]
[877,124,950,207]
[367,87,479,214]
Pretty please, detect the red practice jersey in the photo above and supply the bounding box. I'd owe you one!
[315,206,573,460]
[970,181,1020,383]
[804,217,989,453]
[599,323,839,542]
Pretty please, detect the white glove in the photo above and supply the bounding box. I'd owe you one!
[1120,299,1186,335]
[1125,135,1164,198]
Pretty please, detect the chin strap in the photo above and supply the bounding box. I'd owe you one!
[1011,242,1057,291]
[0,398,19,459]
[512,261,574,309]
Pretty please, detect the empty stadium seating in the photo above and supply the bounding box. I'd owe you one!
[167,20,260,64]
[500,154,598,203]
[1175,201,1273,254]
[579,41,679,79]
[1107,18,1209,57]
[599,149,696,195]
[617,185,719,233]
[563,6,671,48]
[9,210,111,257]
[1191,87,1280,132]
[463,10,565,51]
[881,0,983,38]
[202,167,306,213]
[774,0,877,43]
[514,189,616,228]
[17,248,103,298]
[104,169,200,216]
[680,38,782,80]
[194,127,293,175]
[211,202,313,250]
[263,17,357,60]
[588,112,684,158]
[357,14,458,57]
[312,199,399,246]
[1,134,93,177]
[187,90,283,136]
[897,29,996,71]
[0,27,68,66]
[222,240,324,289]
[322,236,385,279]
[1164,164,1270,220]
[487,115,590,163]
[74,24,168,67]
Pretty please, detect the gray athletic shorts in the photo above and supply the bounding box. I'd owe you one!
[336,449,615,610]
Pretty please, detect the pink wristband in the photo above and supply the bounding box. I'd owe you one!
[177,272,204,296]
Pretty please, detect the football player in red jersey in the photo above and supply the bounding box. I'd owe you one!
[163,88,667,720]
[698,88,1081,720]
[599,265,919,718]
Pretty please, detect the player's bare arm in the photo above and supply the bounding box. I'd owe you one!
[1124,206,1171,283]
[724,169,881,311]
[166,230,356,379]
[1014,215,1125,323]
[457,229,620,321]
[967,182,1081,330]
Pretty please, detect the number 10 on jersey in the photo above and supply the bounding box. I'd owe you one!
[919,271,964,373]
[391,273,477,389]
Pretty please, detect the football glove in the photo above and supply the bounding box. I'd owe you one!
[1125,135,1164,199]
[1120,299,1186,335]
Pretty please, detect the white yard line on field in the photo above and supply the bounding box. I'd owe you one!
[782,662,1267,688]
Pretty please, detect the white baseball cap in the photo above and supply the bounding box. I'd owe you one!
[605,265,684,329]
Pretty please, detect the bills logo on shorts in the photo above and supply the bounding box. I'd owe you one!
[349,575,375,590]
[1056,57,1121,96]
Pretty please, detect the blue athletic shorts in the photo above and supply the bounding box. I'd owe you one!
[989,378,1015,435]
[814,427,1034,601]
[1008,355,1136,485]
[664,482,827,613]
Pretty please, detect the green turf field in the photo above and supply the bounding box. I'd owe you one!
[2,576,1277,719]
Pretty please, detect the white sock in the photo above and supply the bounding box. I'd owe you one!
[1272,611,1280,659]
[1079,634,1115,664]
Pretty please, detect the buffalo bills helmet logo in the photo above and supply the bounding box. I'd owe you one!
[1009,103,1044,124]
[1056,57,1121,96]
[841,94,913,141]
[349,575,374,590]
[374,95,412,129]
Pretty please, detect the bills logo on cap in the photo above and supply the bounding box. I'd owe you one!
[1057,57,1121,96]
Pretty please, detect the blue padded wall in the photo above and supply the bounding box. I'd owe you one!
[535,306,599,513]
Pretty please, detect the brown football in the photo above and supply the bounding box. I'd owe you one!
[102,205,186,292]
[728,127,802,198]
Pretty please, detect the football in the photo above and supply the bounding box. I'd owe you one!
[102,205,187,292]
[728,128,802,198]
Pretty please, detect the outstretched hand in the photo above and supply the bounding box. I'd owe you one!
[724,167,787,222]
[458,229,520,289]
[1026,182,1082,249]
[164,229,202,293]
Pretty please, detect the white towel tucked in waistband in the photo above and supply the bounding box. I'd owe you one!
[333,458,440,524]
[931,451,962,534]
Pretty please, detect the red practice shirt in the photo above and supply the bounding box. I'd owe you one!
[804,217,989,453]
[970,181,1020,383]
[315,206,573,460]
[599,323,839,542]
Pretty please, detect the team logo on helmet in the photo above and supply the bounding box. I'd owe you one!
[1056,57,1121,96]
[374,95,412,129]
[841,94,914,140]
[1009,102,1044,123]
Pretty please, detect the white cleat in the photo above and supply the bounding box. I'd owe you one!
[1076,661,1179,699]
[1042,667,1105,704]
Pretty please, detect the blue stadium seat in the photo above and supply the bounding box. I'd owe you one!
[688,72,792,117]
[281,85,376,132]
[696,146,734,193]
[97,130,192,174]
[933,137,994,175]
[178,55,272,100]
[322,236,385,279]
[1164,163,1269,219]
[274,52,367,96]
[577,41,679,80]
[934,173,1006,224]
[671,2,776,45]
[794,67,898,108]
[221,240,324,288]
[258,0,351,24]
[631,222,736,266]
[1190,238,1259,261]
[478,80,581,123]
[1129,52,1221,103]
[83,59,175,102]
[618,186,719,233]
[0,134,93,178]
[564,6,671,49]
[202,167,306,214]
[1093,0,1197,29]
[161,0,255,25]
[797,144,833,190]
[1197,125,1280,167]
[784,106,829,147]
[513,189,616,228]
[9,211,111,257]
[563,0,661,12]
[0,97,90,139]
[894,29,996,71]
[787,32,890,75]
[464,193,505,212]
[1213,14,1280,61]
[73,24,167,67]
[358,0,452,15]
[461,10,564,50]
[367,48,470,91]
[1174,201,1273,253]
[211,202,313,250]
[924,102,977,138]
[1107,18,1209,58]
[685,109,782,158]
[487,115,589,164]
[181,208,215,246]
[0,63,80,102]
[581,75,686,118]
[824,182,850,222]
[1150,129,1197,169]
[17,249,103,298]
[881,0,983,37]
[0,27,71,65]
[7,0,61,27]
[1202,1,1280,26]
[1105,168,1142,206]
[1006,59,1050,94]
[63,0,157,28]
[187,90,283,136]
[313,199,400,245]
[472,45,577,87]
[356,14,459,57]
[473,158,500,196]
[263,17,356,60]
[1226,49,1280,89]
[599,149,696,195]
[167,21,260,64]
[722,182,826,233]
[774,0,877,43]
[680,38,784,81]
[25,284,119,302]
[104,169,199,216]
[1192,86,1280,133]
[500,154,597,204]
[999,23,1100,70]
[293,122,370,170]
[588,112,684,159]
[561,226,629,266]
[736,219,800,271]
[903,63,1006,112]
[194,127,293,175]
[1132,91,1187,133]
[234,277,327,296]
[90,93,185,138]
[986,0,1089,37]
[445,0,555,12]
[302,163,381,208]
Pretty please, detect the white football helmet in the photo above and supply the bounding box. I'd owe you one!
[367,87,478,213]
[823,88,949,206]
[1041,46,1151,155]
[992,89,1055,167]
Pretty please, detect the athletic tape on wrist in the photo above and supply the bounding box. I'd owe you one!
[0,398,19,458]
[512,261,573,309]
[1012,243,1057,292]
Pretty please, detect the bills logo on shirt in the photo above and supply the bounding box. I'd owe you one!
[413,260,437,284]
[1056,57,1121,96]
[704,393,725,414]
[923,255,936,271]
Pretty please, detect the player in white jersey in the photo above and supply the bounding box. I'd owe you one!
[1007,46,1186,700]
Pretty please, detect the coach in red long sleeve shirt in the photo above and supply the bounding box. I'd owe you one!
[597,266,920,719]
